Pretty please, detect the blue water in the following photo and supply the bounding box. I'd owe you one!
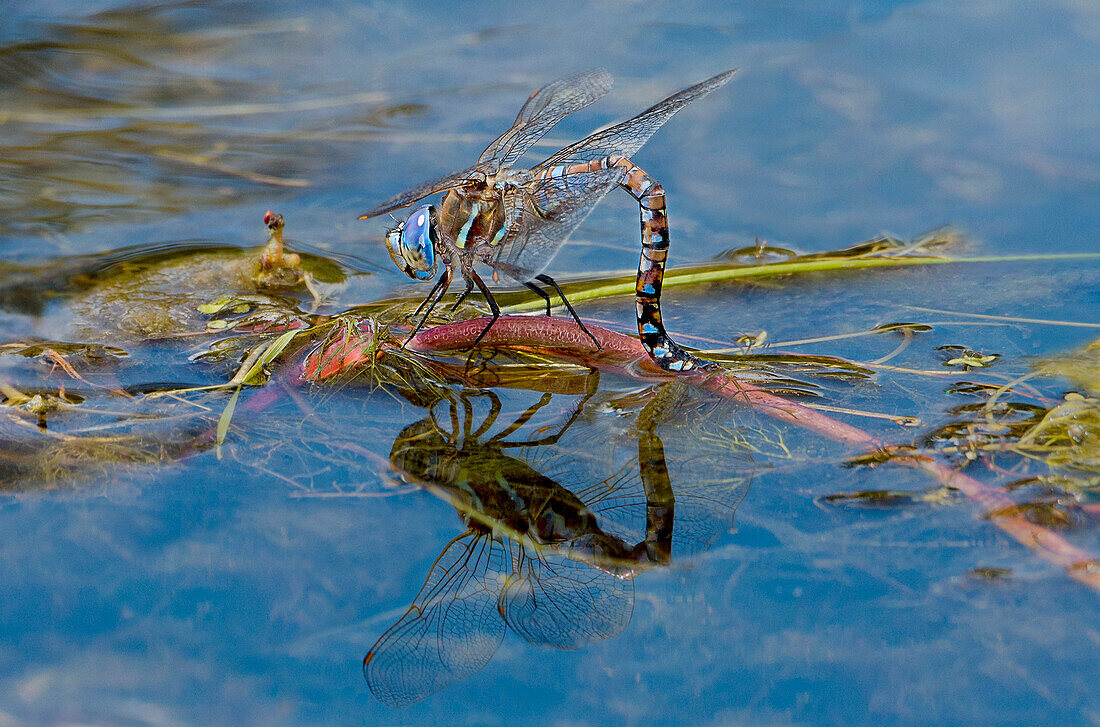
[1,1,1099,725]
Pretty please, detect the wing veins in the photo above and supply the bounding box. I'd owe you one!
[358,163,486,219]
[478,69,613,171]
[534,68,737,170]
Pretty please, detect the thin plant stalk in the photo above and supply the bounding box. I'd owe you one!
[499,252,1100,314]
[406,315,1100,593]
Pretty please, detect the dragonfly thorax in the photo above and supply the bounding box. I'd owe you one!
[439,185,506,251]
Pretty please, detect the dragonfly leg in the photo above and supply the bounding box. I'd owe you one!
[521,280,553,316]
[493,262,601,350]
[491,262,550,315]
[405,267,454,346]
[466,269,502,349]
[449,280,474,312]
[410,288,434,319]
[411,267,452,319]
[533,273,601,350]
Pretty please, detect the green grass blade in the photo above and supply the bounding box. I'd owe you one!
[215,329,300,458]
[235,329,301,385]
[500,251,1100,314]
[215,385,242,460]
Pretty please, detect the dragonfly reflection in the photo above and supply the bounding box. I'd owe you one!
[364,380,753,707]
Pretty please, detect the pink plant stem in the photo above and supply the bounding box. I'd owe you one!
[409,315,1100,592]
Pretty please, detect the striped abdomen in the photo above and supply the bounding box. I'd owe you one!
[535,155,713,372]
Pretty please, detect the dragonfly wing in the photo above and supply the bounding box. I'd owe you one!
[569,458,650,544]
[358,163,487,219]
[490,70,737,276]
[363,532,509,708]
[491,165,626,276]
[478,69,613,172]
[569,383,756,560]
[655,418,754,558]
[533,68,737,169]
[580,451,753,561]
[500,552,633,649]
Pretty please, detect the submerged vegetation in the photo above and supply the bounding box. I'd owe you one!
[1,210,1099,703]
[2,216,1098,539]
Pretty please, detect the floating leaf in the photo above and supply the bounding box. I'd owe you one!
[818,485,961,509]
[872,322,933,334]
[198,296,234,315]
[967,567,1012,581]
[946,381,1004,397]
[1,341,130,360]
[938,345,1000,369]
[986,500,1088,529]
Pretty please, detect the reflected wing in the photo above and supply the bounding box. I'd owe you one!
[357,163,486,219]
[571,457,661,548]
[645,383,755,558]
[571,384,756,561]
[576,459,752,560]
[491,166,626,276]
[661,452,753,558]
[533,68,737,170]
[363,532,509,708]
[478,69,613,172]
[500,552,633,649]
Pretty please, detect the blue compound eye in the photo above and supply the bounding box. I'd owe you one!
[397,205,437,281]
[385,227,406,272]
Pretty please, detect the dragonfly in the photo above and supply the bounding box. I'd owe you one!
[358,68,737,372]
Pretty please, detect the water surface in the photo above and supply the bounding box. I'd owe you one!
[1,1,1099,725]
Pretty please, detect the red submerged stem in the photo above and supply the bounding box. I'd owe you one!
[406,315,666,374]
[408,315,1100,592]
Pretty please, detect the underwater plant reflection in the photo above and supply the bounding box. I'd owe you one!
[364,379,755,707]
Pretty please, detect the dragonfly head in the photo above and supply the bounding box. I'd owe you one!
[385,204,438,281]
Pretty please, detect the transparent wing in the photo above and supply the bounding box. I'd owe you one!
[490,69,737,277]
[570,384,756,561]
[574,461,753,561]
[361,70,612,221]
[478,69,613,172]
[500,550,633,649]
[357,163,486,219]
[490,165,627,276]
[533,68,737,170]
[363,532,510,708]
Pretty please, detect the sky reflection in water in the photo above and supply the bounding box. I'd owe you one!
[0,1,1099,725]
